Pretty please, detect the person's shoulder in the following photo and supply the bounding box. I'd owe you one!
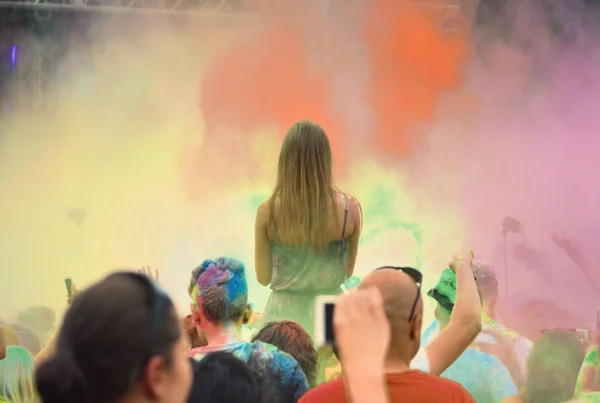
[251,341,288,363]
[337,191,361,206]
[425,375,474,401]
[188,346,208,361]
[401,371,474,396]
[256,200,271,218]
[258,342,304,373]
[299,378,345,402]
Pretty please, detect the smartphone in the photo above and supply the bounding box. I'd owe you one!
[314,295,337,346]
[502,216,523,234]
[65,278,72,298]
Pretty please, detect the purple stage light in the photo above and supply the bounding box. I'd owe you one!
[11,45,16,72]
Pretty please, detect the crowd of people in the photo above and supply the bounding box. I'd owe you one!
[1,120,599,403]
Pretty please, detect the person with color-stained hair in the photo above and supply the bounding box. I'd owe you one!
[252,321,318,387]
[254,120,362,338]
[188,257,309,403]
[35,271,192,403]
[429,269,521,403]
[421,261,531,388]
[0,345,39,403]
[523,329,585,403]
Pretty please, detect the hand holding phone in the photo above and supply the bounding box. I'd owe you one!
[65,278,72,298]
[314,296,337,347]
[332,289,390,372]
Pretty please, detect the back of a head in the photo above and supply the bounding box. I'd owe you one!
[36,272,181,403]
[0,345,37,403]
[359,268,423,359]
[18,306,56,330]
[11,324,41,356]
[252,321,317,386]
[272,120,336,250]
[189,258,248,326]
[525,329,585,403]
[188,352,264,403]
[472,261,498,306]
[0,326,20,347]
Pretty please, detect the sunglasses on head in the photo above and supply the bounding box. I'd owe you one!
[121,272,172,378]
[374,266,423,323]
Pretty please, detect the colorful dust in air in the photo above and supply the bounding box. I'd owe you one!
[200,0,469,170]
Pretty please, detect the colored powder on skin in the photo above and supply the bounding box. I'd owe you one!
[576,346,599,395]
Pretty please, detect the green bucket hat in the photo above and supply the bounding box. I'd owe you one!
[427,268,457,312]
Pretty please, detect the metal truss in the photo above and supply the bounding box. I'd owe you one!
[417,0,479,33]
[5,0,478,113]
[0,0,477,26]
[0,0,260,15]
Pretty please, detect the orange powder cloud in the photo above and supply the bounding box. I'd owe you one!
[200,0,469,167]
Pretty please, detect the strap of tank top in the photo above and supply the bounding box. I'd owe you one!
[340,194,349,241]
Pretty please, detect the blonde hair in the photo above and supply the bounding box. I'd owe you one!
[0,346,39,403]
[270,120,338,251]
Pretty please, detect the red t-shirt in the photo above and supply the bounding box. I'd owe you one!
[300,370,475,403]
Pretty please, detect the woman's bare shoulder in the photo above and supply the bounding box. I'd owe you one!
[256,200,271,221]
[337,191,361,207]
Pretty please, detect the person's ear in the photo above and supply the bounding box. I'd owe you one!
[142,355,168,399]
[190,303,202,326]
[434,305,440,320]
[409,314,423,340]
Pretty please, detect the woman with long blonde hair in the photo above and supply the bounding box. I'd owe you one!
[0,346,39,403]
[254,120,362,338]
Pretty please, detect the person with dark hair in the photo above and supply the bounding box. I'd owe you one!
[254,120,363,338]
[523,329,585,403]
[428,269,521,403]
[187,351,265,403]
[188,257,308,403]
[35,271,192,403]
[252,321,318,386]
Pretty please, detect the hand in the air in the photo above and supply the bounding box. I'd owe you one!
[334,288,390,371]
[449,249,474,272]
[551,232,582,261]
[67,282,81,305]
[139,266,160,284]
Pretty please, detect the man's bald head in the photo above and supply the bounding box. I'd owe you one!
[359,268,423,327]
[359,268,423,361]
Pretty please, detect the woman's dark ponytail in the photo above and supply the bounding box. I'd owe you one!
[36,350,91,403]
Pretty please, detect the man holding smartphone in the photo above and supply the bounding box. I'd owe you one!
[301,250,481,403]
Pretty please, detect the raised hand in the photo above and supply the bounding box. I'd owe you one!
[67,282,82,305]
[138,266,160,284]
[551,232,582,261]
[334,288,390,371]
[449,249,474,272]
